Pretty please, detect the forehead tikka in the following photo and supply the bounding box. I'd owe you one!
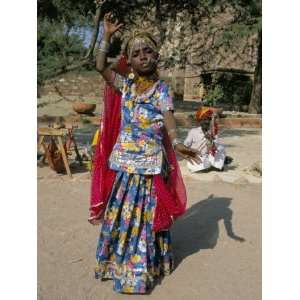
[128,36,157,60]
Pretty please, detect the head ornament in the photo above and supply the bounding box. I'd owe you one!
[125,30,158,59]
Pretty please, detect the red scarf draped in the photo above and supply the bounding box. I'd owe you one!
[89,55,187,231]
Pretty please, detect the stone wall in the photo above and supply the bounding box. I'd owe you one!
[39,72,104,99]
[118,2,259,102]
[38,72,105,117]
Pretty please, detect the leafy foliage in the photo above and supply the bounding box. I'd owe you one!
[215,16,261,48]
[37,18,87,83]
[203,72,253,110]
[38,0,94,24]
[205,85,224,106]
[37,0,95,84]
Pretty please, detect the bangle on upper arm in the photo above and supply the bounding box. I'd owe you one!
[97,48,108,53]
[98,40,110,53]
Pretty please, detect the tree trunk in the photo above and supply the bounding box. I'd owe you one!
[155,0,164,43]
[248,31,262,114]
[84,4,103,59]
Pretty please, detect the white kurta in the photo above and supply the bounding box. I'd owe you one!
[184,127,226,172]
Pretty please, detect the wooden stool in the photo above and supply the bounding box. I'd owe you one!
[37,125,82,178]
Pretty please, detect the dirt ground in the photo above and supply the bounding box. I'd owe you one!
[37,128,261,300]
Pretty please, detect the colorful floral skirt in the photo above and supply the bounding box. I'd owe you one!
[95,171,173,294]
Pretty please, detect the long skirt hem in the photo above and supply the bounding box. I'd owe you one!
[95,259,172,294]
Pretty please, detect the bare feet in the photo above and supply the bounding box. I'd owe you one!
[88,218,101,226]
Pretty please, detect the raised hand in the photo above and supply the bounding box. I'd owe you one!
[103,12,123,37]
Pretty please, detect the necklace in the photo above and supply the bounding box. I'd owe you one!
[134,73,159,95]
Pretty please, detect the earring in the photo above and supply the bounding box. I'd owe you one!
[128,68,135,80]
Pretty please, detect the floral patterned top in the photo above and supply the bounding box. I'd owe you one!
[109,75,174,175]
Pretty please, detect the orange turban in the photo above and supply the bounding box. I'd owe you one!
[195,107,214,122]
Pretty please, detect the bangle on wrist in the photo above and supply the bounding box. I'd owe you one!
[168,128,176,136]
[171,138,182,148]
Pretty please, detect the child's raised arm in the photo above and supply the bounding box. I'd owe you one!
[96,12,124,88]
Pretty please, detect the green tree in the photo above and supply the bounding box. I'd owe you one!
[37,0,104,85]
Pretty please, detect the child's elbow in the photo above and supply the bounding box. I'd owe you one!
[96,64,105,73]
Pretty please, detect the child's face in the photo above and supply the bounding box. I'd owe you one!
[129,42,158,76]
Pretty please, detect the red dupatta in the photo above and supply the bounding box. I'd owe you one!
[89,55,187,231]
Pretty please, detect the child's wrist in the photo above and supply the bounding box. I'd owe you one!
[167,128,176,134]
[171,138,182,148]
[103,32,112,41]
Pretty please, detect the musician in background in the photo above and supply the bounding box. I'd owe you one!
[184,107,226,172]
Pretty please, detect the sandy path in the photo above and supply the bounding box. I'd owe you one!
[38,167,261,300]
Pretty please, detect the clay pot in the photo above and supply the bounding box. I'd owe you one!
[72,101,96,114]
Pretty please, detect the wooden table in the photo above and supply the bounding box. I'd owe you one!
[37,126,82,178]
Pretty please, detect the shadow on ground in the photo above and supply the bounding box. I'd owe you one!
[37,160,90,175]
[171,194,245,270]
